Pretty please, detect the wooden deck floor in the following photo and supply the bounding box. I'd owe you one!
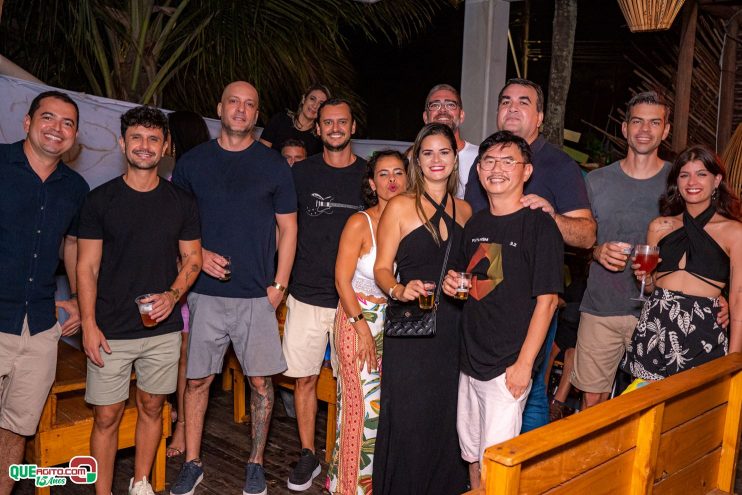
[12,380,742,494]
[14,384,329,494]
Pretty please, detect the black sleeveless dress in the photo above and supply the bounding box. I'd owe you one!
[372,195,468,495]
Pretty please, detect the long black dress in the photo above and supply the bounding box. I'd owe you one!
[373,194,468,495]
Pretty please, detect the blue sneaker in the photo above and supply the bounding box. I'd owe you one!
[243,463,267,495]
[170,460,204,495]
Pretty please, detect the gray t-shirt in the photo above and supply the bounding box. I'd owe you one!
[580,161,671,317]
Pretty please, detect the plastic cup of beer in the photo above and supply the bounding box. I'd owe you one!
[418,281,436,310]
[455,272,472,300]
[220,255,232,282]
[135,294,158,328]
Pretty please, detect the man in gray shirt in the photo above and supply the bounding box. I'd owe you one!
[571,92,671,408]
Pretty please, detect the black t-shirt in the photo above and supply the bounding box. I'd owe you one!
[78,177,201,340]
[460,207,564,381]
[261,112,323,156]
[291,154,367,308]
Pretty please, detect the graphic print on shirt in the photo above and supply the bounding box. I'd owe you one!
[307,193,363,217]
[467,242,504,301]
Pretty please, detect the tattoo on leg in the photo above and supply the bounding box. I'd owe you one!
[249,377,274,460]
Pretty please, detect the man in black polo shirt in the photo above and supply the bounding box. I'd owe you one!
[0,91,89,495]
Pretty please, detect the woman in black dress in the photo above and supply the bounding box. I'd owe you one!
[259,83,330,156]
[373,123,472,494]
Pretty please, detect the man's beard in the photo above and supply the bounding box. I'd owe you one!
[323,136,351,152]
[128,158,159,170]
[221,121,253,138]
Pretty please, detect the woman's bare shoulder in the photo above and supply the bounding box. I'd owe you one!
[713,215,742,249]
[454,197,473,223]
[343,211,371,234]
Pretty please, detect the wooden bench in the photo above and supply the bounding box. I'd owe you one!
[465,352,742,494]
[223,350,338,462]
[24,341,170,495]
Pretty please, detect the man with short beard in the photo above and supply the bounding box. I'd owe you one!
[0,91,88,495]
[171,81,298,495]
[423,84,478,198]
[282,98,367,491]
[570,92,674,409]
[77,106,202,495]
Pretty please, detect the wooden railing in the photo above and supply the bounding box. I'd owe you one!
[467,353,742,494]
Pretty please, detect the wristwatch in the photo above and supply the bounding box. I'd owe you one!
[347,312,365,324]
[271,281,287,292]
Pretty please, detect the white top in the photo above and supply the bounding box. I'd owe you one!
[457,141,479,199]
[351,211,386,298]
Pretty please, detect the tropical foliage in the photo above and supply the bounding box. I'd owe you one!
[0,0,456,120]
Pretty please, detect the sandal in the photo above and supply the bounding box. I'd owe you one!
[166,446,184,458]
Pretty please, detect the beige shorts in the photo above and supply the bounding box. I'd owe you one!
[85,331,181,405]
[571,312,638,394]
[282,295,337,378]
[0,318,61,436]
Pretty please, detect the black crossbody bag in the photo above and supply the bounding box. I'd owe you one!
[383,195,455,338]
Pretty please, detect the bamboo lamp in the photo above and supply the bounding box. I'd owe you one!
[617,0,686,32]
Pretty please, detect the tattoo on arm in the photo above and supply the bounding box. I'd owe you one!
[185,263,200,287]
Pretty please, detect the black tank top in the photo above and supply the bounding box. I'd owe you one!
[655,205,729,290]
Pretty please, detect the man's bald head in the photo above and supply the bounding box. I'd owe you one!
[221,81,259,107]
[217,81,260,138]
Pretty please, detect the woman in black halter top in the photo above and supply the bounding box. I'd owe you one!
[622,145,742,381]
[372,124,472,494]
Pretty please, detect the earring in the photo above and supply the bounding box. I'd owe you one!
[712,188,718,201]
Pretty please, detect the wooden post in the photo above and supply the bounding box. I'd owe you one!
[630,403,665,494]
[717,370,742,491]
[717,17,738,153]
[485,462,521,495]
[672,0,698,152]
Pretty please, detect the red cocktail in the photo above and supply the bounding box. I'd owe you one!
[631,245,660,302]
[635,252,659,273]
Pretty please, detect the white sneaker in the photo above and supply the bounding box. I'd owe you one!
[129,476,156,495]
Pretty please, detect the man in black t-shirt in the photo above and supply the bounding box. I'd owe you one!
[443,131,562,489]
[77,106,202,495]
[283,98,366,491]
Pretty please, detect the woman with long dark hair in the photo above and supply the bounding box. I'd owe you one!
[328,150,408,494]
[372,123,472,494]
[621,145,741,382]
[259,84,330,156]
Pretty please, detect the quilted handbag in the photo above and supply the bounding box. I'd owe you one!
[384,195,455,338]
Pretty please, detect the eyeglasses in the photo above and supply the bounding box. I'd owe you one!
[479,157,524,171]
[426,100,459,112]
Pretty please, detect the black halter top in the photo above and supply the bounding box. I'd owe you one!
[655,205,729,290]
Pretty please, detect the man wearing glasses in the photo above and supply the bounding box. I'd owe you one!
[422,84,479,198]
[443,130,562,489]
